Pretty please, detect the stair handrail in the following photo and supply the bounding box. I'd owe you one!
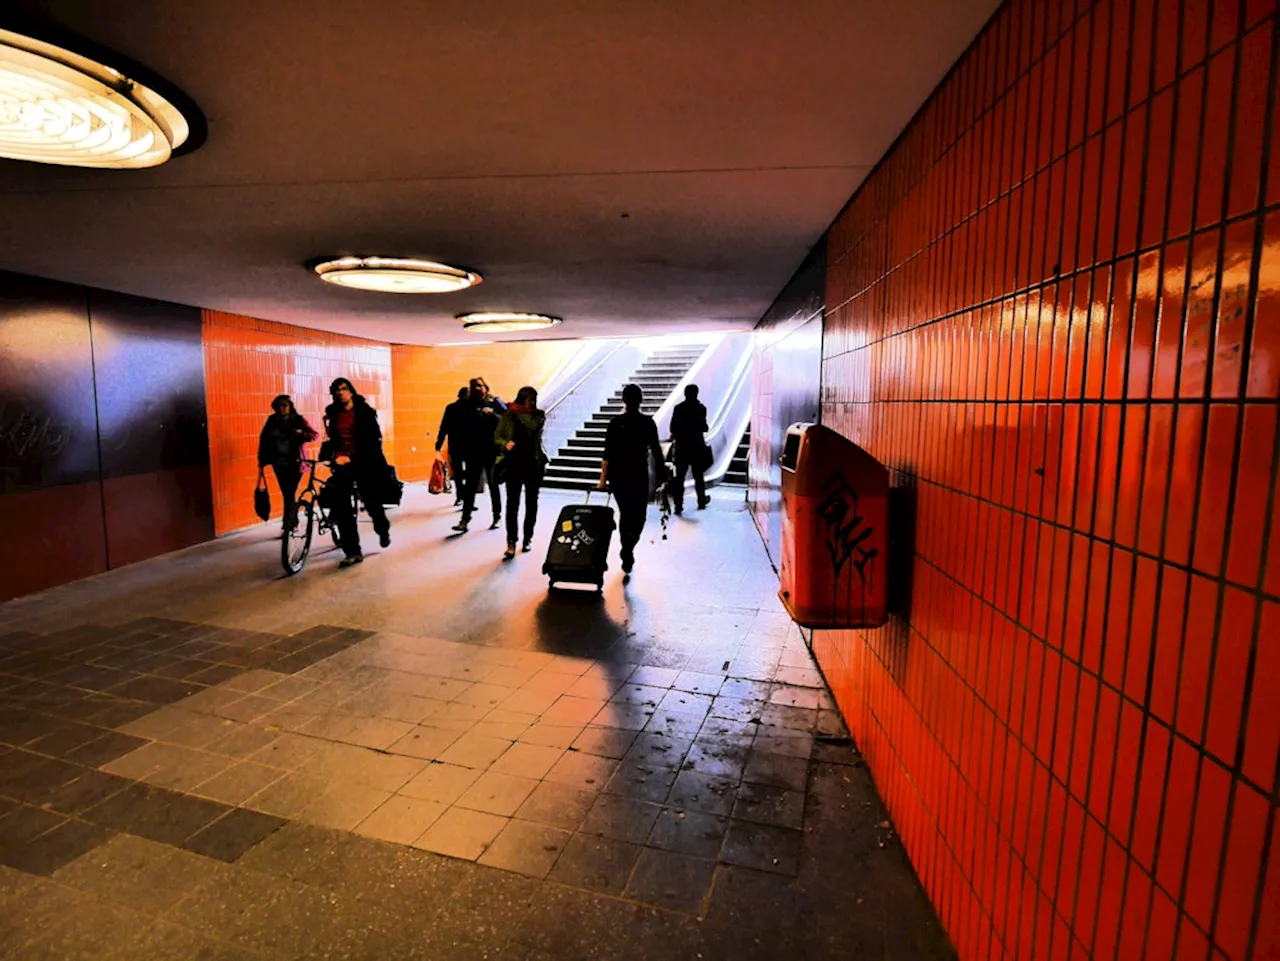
[544,341,629,416]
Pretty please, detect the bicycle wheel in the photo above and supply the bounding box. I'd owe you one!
[282,499,314,575]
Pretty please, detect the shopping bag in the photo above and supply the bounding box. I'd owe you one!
[429,458,447,495]
[254,469,271,521]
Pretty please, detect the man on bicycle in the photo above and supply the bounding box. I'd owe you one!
[324,378,391,567]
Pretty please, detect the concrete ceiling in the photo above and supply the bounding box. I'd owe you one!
[0,0,997,345]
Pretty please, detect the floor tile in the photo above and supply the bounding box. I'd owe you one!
[579,794,665,844]
[414,807,508,861]
[731,781,806,830]
[354,795,447,844]
[192,760,284,805]
[742,751,808,792]
[648,807,728,859]
[719,820,803,876]
[570,726,638,759]
[300,782,391,831]
[478,819,571,878]
[456,770,540,817]
[623,848,716,914]
[513,780,597,831]
[490,742,565,779]
[673,671,726,696]
[387,724,462,760]
[667,770,739,817]
[543,750,617,791]
[547,833,643,895]
[399,762,484,804]
[182,807,287,861]
[438,731,516,770]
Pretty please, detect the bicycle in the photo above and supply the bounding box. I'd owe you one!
[281,458,359,575]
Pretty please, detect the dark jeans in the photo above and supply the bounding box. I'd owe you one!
[672,456,706,511]
[504,475,540,545]
[613,485,649,558]
[328,465,389,558]
[272,463,302,528]
[461,456,501,521]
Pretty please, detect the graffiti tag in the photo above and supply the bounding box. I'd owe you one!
[817,471,878,582]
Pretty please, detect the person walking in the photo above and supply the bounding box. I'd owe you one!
[453,377,506,533]
[597,383,666,576]
[323,378,391,567]
[669,383,711,515]
[435,386,470,507]
[494,386,548,560]
[257,395,318,534]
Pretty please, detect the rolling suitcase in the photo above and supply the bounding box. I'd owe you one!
[543,492,616,591]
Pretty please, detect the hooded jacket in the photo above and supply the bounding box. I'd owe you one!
[494,405,548,480]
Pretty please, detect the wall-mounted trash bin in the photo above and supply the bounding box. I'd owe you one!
[779,423,889,628]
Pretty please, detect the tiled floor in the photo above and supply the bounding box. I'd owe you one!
[0,488,953,959]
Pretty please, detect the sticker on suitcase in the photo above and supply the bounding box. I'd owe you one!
[556,511,598,551]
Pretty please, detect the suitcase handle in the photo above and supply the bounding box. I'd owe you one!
[585,489,612,507]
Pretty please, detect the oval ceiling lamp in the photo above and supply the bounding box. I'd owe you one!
[314,256,482,294]
[0,25,197,168]
[458,312,562,333]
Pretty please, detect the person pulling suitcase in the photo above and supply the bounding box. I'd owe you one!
[596,383,666,578]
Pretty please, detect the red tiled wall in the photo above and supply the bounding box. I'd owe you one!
[817,2,1280,959]
[203,311,395,535]
[392,341,580,483]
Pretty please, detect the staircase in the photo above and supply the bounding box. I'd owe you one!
[543,345,707,490]
[723,424,751,485]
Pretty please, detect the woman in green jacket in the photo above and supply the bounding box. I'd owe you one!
[494,386,549,559]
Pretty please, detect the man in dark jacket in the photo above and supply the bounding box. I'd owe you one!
[669,384,710,514]
[436,386,469,506]
[453,377,506,533]
[598,383,666,576]
[258,394,317,533]
[324,378,391,567]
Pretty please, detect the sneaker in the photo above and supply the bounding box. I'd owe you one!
[522,539,533,553]
[379,531,391,548]
[503,543,516,560]
[339,554,363,568]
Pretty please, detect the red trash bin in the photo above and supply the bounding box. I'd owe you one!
[778,423,889,628]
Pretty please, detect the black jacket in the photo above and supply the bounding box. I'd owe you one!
[670,399,708,448]
[604,411,665,492]
[258,413,317,468]
[323,398,388,477]
[450,395,507,459]
[435,398,468,453]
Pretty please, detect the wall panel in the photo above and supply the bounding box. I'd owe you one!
[813,2,1280,959]
[749,245,824,566]
[392,341,583,483]
[202,311,395,535]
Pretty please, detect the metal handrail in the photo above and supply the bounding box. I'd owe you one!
[544,341,629,415]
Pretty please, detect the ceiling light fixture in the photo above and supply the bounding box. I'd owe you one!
[0,25,197,168]
[457,312,562,333]
[314,257,481,294]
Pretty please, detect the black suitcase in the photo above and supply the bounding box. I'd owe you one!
[543,493,616,591]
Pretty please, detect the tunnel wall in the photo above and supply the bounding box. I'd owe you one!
[0,272,214,602]
[747,244,825,568]
[391,341,582,484]
[799,1,1280,959]
[202,311,396,536]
